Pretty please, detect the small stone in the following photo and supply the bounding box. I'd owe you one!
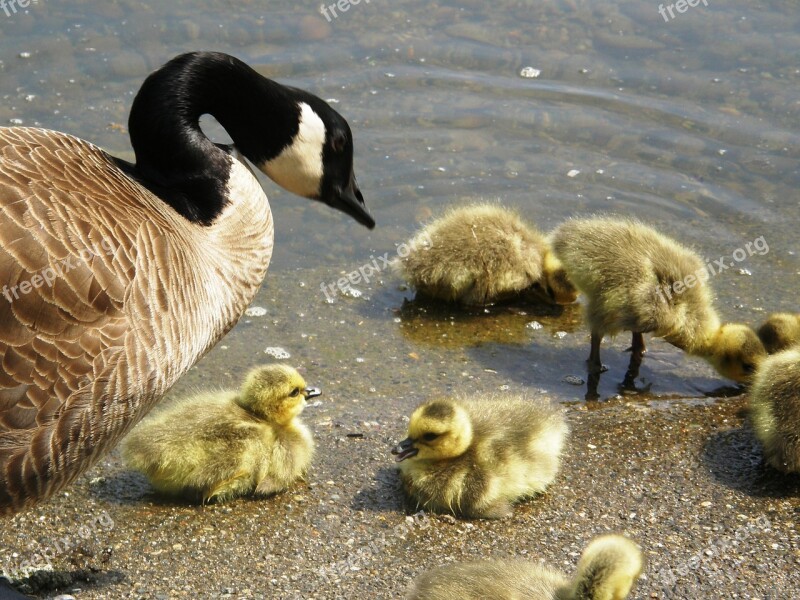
[245,306,267,317]
[526,321,543,330]
[519,66,541,78]
[264,347,290,359]
[567,169,581,178]
[564,375,585,386]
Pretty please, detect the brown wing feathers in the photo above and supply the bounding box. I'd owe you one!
[0,128,152,512]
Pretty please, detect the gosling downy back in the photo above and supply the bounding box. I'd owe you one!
[404,534,642,600]
[0,52,371,514]
[394,203,572,306]
[567,535,643,600]
[757,313,800,354]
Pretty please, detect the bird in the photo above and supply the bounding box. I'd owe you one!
[0,51,374,515]
[122,364,319,502]
[748,348,800,473]
[550,217,766,400]
[391,393,567,519]
[757,313,800,354]
[393,203,577,307]
[404,534,643,600]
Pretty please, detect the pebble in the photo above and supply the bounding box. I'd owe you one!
[519,66,541,78]
[264,347,291,359]
[245,306,268,317]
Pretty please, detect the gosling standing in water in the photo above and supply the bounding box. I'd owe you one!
[757,313,800,354]
[392,394,567,519]
[749,348,800,473]
[122,364,319,503]
[394,203,577,306]
[551,217,766,400]
[405,534,643,600]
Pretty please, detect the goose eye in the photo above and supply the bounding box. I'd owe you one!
[289,387,300,397]
[742,363,755,374]
[422,432,439,442]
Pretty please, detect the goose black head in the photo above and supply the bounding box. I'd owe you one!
[258,89,374,229]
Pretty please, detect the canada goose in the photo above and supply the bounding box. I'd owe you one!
[757,313,800,354]
[405,534,643,600]
[391,394,567,519]
[0,51,373,515]
[122,364,318,502]
[551,217,766,400]
[393,203,577,306]
[748,348,800,473]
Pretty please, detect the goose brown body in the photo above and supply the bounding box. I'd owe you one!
[0,127,273,513]
[405,534,643,600]
[0,51,372,515]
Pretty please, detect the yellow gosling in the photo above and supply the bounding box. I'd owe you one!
[122,364,318,503]
[392,393,567,519]
[394,203,577,306]
[405,534,643,600]
[551,217,766,399]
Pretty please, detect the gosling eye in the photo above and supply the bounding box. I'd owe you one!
[742,363,756,375]
[422,432,439,442]
[289,387,301,397]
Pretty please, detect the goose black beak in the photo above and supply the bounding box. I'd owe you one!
[391,437,418,462]
[329,175,375,229]
[305,387,322,399]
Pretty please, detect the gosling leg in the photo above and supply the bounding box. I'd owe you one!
[621,332,646,391]
[203,470,249,504]
[586,331,603,401]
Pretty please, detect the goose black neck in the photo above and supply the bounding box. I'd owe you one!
[125,52,300,225]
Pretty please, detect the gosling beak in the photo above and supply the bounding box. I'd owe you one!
[328,174,375,230]
[391,437,418,462]
[305,387,322,399]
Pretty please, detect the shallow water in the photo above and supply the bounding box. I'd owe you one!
[1,0,799,597]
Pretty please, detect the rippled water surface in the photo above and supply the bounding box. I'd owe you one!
[1,1,799,597]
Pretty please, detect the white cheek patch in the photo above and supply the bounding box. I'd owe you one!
[261,102,326,199]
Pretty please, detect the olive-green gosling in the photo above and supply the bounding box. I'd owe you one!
[392,394,567,519]
[405,534,644,600]
[122,364,319,503]
[394,203,577,306]
[551,217,766,400]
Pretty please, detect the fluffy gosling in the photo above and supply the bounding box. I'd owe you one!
[748,348,800,473]
[757,313,800,354]
[551,217,766,399]
[391,394,567,519]
[122,364,319,503]
[405,534,643,600]
[394,203,577,306]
